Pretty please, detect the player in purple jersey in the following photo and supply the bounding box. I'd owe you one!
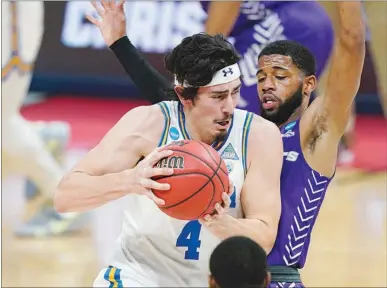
[87,1,365,287]
[200,1,334,115]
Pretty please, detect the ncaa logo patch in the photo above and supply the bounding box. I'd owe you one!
[169,127,180,140]
[284,121,296,131]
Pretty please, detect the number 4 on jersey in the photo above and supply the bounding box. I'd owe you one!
[176,186,236,260]
[176,220,202,260]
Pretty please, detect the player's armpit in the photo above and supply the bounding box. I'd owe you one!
[318,2,366,136]
[54,105,165,212]
[240,117,283,253]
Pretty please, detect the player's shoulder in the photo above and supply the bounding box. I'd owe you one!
[115,103,167,142]
[248,114,282,149]
[121,103,166,126]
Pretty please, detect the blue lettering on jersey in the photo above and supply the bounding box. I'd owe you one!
[169,127,180,140]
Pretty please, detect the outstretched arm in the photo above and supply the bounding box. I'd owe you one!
[301,1,366,177]
[109,36,173,104]
[87,0,172,104]
[317,1,366,134]
[205,1,241,37]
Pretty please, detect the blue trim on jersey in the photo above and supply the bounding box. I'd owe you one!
[157,102,171,147]
[104,266,123,288]
[242,112,254,176]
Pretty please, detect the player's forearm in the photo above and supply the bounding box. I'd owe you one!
[205,215,277,254]
[205,2,240,37]
[54,170,131,213]
[109,36,171,104]
[337,2,366,47]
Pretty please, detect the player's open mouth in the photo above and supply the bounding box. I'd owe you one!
[215,120,231,129]
[262,94,278,110]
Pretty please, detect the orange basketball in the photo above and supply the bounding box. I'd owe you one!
[152,139,229,220]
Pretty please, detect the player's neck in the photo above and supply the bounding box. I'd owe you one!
[185,115,215,146]
[278,107,302,128]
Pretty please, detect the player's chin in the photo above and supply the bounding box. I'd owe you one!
[262,107,279,116]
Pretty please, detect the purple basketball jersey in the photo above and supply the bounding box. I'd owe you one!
[267,119,333,268]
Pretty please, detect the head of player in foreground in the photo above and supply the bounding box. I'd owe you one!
[209,236,271,288]
[257,40,317,127]
[165,33,242,145]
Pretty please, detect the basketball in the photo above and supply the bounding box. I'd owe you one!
[152,139,229,220]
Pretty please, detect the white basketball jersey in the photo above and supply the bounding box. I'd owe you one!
[110,101,254,287]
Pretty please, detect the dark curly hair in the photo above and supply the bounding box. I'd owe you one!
[164,33,241,101]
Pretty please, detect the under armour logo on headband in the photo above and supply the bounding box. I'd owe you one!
[222,67,234,77]
[174,63,241,88]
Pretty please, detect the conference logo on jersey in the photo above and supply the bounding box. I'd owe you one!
[169,127,180,140]
[221,143,239,160]
[284,121,296,131]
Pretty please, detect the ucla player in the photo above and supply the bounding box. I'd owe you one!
[200,1,334,114]
[55,20,283,286]
[88,0,365,286]
[2,1,80,237]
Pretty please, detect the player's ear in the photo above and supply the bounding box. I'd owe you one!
[208,274,217,288]
[303,75,317,95]
[174,86,193,107]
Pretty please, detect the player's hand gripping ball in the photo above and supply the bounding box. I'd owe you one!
[152,140,230,220]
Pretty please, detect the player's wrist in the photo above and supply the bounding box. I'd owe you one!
[114,168,137,195]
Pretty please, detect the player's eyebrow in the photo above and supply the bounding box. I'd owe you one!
[256,66,290,75]
[211,83,242,95]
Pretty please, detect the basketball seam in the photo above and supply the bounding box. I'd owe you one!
[196,142,228,176]
[155,144,225,219]
[159,171,215,211]
[196,141,228,192]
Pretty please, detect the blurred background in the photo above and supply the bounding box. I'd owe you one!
[1,1,386,287]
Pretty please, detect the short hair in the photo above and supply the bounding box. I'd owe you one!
[210,236,268,288]
[164,33,241,101]
[258,40,316,76]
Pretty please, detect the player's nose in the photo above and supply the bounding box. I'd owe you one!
[222,94,234,114]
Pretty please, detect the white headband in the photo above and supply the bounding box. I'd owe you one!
[174,63,241,88]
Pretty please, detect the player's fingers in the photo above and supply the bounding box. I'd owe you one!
[221,192,231,209]
[144,190,165,206]
[204,214,213,222]
[85,14,100,26]
[228,179,234,196]
[118,0,125,10]
[91,1,105,17]
[100,0,111,11]
[148,149,173,165]
[140,178,170,191]
[215,202,225,214]
[146,167,174,178]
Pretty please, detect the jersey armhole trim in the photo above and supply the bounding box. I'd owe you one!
[104,266,123,288]
[157,102,171,147]
[242,112,254,177]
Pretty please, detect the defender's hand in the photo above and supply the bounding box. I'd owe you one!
[201,179,234,222]
[128,146,174,205]
[86,0,127,47]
